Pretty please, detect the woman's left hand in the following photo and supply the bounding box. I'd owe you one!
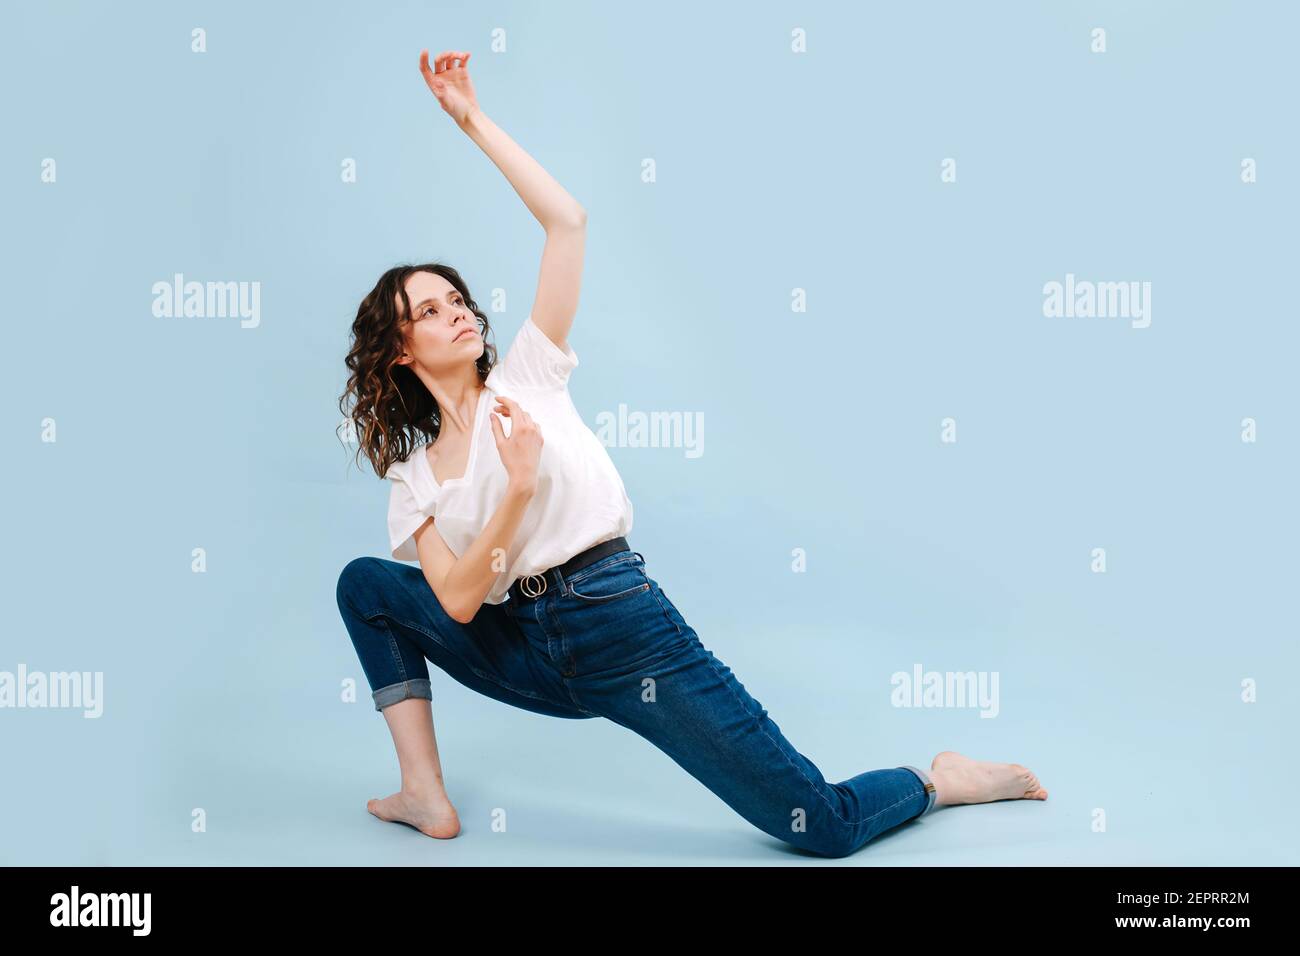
[419,49,480,125]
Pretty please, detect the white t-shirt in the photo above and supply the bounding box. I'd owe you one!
[385,314,634,604]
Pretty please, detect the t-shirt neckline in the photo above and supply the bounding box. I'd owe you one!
[421,386,491,490]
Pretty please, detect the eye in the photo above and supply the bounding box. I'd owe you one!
[420,297,462,318]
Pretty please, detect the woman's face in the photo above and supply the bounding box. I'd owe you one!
[395,271,482,372]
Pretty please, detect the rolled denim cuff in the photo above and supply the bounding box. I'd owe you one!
[899,765,938,817]
[372,678,432,712]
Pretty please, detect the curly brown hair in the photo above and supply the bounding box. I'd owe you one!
[338,262,498,479]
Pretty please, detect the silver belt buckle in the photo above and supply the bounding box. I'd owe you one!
[520,573,548,598]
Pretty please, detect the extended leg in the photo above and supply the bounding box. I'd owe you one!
[557,576,931,857]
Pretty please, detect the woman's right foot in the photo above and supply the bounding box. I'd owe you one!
[366,787,461,838]
[928,750,1048,808]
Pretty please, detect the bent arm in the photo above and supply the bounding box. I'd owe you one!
[411,482,535,623]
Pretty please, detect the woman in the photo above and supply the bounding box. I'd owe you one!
[335,49,1048,858]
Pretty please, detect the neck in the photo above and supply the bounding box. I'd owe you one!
[424,367,483,436]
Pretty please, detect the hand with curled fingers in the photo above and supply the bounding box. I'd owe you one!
[489,395,544,495]
[419,48,480,126]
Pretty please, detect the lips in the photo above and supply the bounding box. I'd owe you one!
[453,328,475,342]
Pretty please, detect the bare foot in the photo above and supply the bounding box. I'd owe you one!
[366,787,461,838]
[928,750,1048,808]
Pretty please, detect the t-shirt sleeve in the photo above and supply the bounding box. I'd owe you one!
[489,313,579,392]
[387,473,429,562]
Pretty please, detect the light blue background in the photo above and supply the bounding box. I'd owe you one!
[2,0,1295,865]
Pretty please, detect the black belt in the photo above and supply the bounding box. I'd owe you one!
[507,536,632,603]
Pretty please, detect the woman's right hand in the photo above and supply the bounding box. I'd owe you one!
[489,395,543,495]
[419,49,480,126]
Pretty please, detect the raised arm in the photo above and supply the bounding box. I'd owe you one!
[420,49,586,353]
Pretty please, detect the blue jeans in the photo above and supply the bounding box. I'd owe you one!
[335,547,937,858]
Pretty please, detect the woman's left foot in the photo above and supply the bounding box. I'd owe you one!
[928,750,1048,808]
[366,787,461,838]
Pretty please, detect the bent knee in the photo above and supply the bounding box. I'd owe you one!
[336,555,386,613]
[789,824,864,859]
